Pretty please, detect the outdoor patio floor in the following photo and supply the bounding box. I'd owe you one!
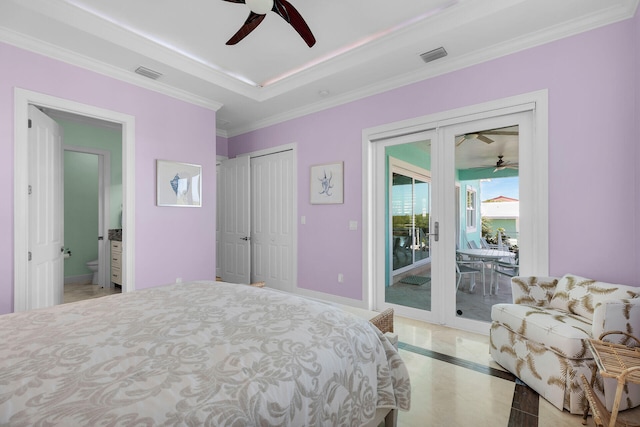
[386,264,513,322]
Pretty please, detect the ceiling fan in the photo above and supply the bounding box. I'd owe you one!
[223,0,316,47]
[455,133,494,146]
[455,129,519,147]
[493,155,518,172]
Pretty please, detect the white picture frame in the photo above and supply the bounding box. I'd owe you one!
[310,161,344,204]
[156,160,202,207]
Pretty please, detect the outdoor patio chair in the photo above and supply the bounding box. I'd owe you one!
[456,259,486,294]
[480,237,498,249]
[493,252,519,293]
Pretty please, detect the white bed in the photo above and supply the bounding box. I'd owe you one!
[0,281,410,426]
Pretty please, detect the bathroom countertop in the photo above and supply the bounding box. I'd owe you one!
[108,229,122,241]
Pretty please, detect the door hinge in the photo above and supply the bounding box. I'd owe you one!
[28,185,32,195]
[28,119,32,129]
[28,251,32,261]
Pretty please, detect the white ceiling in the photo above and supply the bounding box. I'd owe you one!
[1,0,637,137]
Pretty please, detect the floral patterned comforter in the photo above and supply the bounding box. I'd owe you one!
[0,281,410,426]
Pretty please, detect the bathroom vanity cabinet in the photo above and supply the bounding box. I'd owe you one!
[111,240,122,286]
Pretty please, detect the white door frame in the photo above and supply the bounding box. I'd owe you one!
[63,145,112,288]
[362,90,549,323]
[14,88,136,312]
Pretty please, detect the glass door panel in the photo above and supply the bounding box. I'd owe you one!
[386,150,432,312]
[452,124,520,324]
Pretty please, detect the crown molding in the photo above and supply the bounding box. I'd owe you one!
[225,1,638,137]
[13,0,262,98]
[0,27,223,112]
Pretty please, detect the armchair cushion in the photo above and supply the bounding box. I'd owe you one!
[549,274,640,320]
[491,304,592,359]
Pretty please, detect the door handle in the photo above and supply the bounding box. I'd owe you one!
[240,236,250,241]
[428,222,439,242]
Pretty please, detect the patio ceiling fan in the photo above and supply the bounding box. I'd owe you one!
[456,133,494,146]
[493,155,518,172]
[223,0,316,47]
[468,155,518,172]
[455,129,519,147]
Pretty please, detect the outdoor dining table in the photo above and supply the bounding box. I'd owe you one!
[456,248,515,294]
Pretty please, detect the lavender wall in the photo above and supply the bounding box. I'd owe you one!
[229,16,640,300]
[216,135,229,157]
[0,42,218,315]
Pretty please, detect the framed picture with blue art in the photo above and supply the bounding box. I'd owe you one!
[310,161,343,204]
[156,160,202,207]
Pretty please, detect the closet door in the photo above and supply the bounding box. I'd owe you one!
[250,150,294,292]
[220,156,251,284]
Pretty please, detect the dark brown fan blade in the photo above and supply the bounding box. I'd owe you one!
[226,12,266,45]
[273,0,316,47]
[222,0,246,3]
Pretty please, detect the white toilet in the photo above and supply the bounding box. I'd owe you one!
[86,259,99,284]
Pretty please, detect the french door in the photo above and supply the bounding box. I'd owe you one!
[369,97,546,334]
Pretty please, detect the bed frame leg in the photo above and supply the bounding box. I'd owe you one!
[384,409,398,427]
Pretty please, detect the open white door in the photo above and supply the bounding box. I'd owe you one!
[220,156,251,284]
[27,105,64,308]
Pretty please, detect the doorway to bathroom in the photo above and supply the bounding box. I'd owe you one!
[62,144,121,302]
[14,89,135,312]
[54,116,123,303]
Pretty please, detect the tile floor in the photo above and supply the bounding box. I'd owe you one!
[394,316,640,427]
[63,281,121,303]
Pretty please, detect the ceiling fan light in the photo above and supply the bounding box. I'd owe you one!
[246,0,274,14]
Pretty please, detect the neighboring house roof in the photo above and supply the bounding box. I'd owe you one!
[484,196,519,203]
[481,201,519,219]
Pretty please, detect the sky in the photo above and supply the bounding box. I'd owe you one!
[480,177,519,201]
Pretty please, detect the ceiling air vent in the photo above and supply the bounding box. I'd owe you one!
[134,66,163,80]
[420,47,448,64]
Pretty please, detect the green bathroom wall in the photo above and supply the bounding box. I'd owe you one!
[64,151,99,277]
[60,120,122,280]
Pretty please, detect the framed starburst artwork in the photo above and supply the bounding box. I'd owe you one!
[310,162,343,204]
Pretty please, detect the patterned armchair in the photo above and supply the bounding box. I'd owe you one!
[490,274,640,414]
